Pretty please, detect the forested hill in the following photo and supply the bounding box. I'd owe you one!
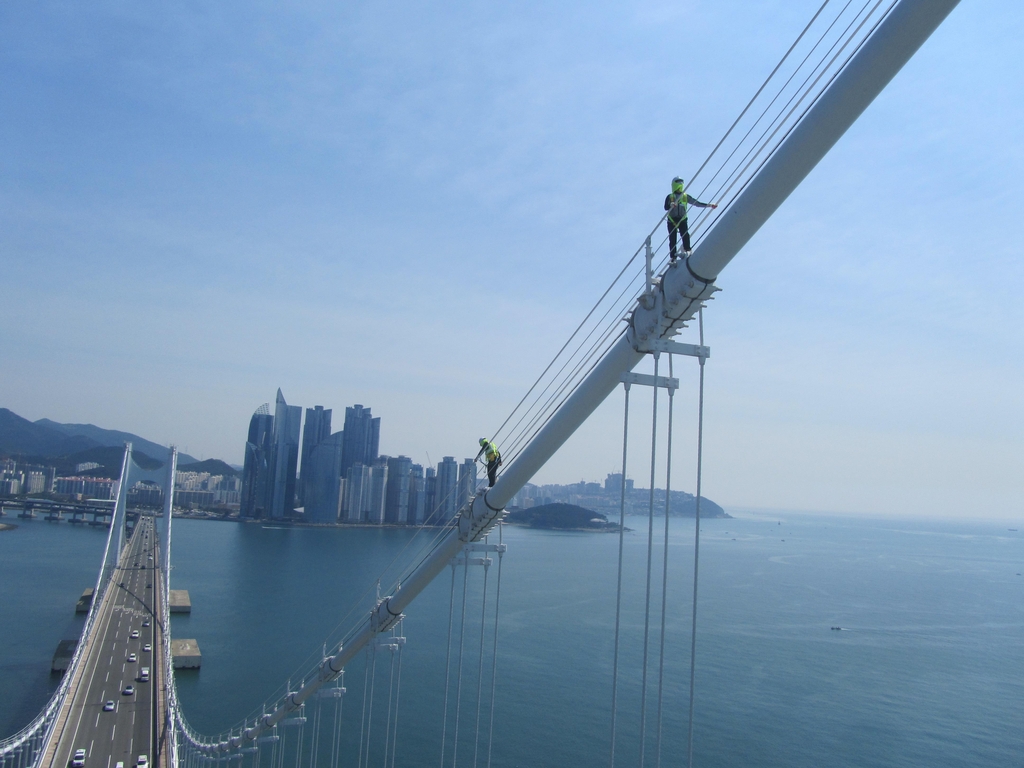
[506,503,618,530]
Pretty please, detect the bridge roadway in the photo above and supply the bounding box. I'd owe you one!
[43,516,168,768]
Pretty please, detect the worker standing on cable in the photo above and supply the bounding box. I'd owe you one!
[665,176,717,261]
[476,438,501,488]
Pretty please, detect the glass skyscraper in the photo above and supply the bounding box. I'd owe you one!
[303,431,344,524]
[299,406,332,506]
[269,389,301,519]
[240,403,273,519]
[340,405,380,477]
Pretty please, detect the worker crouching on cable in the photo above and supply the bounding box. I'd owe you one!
[665,176,717,261]
[476,438,501,488]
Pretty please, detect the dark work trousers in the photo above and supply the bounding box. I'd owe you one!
[668,216,691,259]
[486,458,500,487]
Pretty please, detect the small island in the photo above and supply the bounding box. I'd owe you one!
[505,503,619,531]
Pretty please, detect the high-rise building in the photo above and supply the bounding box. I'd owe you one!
[304,431,344,524]
[300,406,332,506]
[340,405,380,477]
[384,456,413,524]
[408,464,425,525]
[423,467,437,525]
[342,464,370,523]
[434,457,459,525]
[458,458,477,510]
[366,460,389,524]
[269,389,302,519]
[241,404,274,519]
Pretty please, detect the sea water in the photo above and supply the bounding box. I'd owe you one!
[1,513,1021,767]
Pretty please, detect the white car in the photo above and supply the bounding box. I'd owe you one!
[137,756,148,768]
[130,630,140,639]
[103,700,115,712]
[72,749,87,768]
[142,643,152,653]
[127,653,137,663]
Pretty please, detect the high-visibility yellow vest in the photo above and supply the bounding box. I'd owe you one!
[669,189,688,221]
[481,440,500,462]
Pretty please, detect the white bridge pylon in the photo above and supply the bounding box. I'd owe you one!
[0,443,179,768]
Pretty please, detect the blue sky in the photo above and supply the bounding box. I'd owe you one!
[2,1,1021,518]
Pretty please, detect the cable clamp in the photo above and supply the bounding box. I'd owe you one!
[636,338,710,359]
[620,372,679,391]
[684,257,714,285]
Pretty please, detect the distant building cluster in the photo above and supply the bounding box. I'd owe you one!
[510,472,702,518]
[240,389,480,526]
[172,472,242,509]
[54,476,116,499]
[0,460,57,496]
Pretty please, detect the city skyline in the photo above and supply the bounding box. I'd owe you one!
[238,390,481,525]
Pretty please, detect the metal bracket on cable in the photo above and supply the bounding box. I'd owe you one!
[636,338,710,359]
[316,686,346,699]
[453,554,493,567]
[463,542,507,554]
[620,372,679,391]
[374,634,406,651]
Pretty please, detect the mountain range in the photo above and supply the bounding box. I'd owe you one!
[0,407,202,473]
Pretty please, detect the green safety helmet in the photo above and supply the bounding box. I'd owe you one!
[671,176,684,194]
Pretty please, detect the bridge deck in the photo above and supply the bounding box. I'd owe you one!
[42,517,165,768]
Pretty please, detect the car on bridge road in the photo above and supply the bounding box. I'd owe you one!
[130,630,140,639]
[71,749,86,767]
[103,701,115,712]
[127,653,137,662]
[143,644,151,652]
[142,620,150,627]
[122,685,135,696]
[137,756,148,768]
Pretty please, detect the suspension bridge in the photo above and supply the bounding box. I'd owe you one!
[0,1,961,767]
